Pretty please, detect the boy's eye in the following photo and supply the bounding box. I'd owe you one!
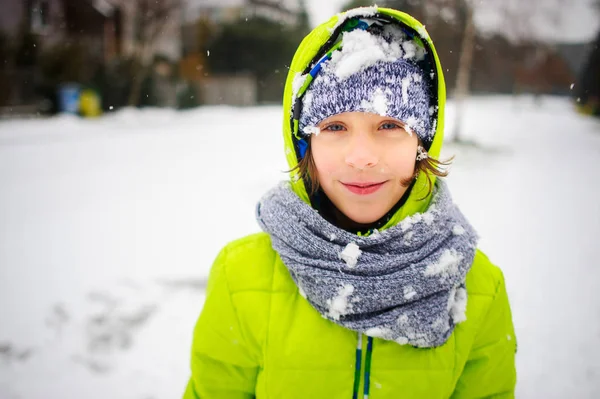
[380,122,402,130]
[323,123,345,132]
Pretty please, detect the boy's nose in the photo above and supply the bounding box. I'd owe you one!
[344,135,379,170]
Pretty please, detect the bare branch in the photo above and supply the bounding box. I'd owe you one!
[136,0,180,45]
[127,0,180,106]
[247,0,296,17]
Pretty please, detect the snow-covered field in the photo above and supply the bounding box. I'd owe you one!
[0,96,599,398]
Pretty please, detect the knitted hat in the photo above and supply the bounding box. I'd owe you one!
[298,24,436,144]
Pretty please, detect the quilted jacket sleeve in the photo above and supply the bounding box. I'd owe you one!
[451,271,517,398]
[183,246,259,399]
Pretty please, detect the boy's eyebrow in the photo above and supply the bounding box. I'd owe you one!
[319,115,344,122]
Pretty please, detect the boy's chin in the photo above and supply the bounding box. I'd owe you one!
[339,207,388,226]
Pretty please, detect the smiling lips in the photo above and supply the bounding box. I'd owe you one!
[342,181,387,195]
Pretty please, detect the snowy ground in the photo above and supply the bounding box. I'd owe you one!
[0,96,599,398]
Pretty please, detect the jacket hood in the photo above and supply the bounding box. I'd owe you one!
[282,6,447,231]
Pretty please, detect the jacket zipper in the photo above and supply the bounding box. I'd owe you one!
[352,333,374,399]
[352,333,363,399]
[364,336,374,398]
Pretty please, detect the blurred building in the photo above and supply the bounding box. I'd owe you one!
[0,0,121,65]
[0,0,182,63]
[462,35,591,96]
[574,32,600,116]
[110,0,181,63]
[183,0,300,26]
[180,0,305,106]
[0,0,185,111]
[557,41,595,85]
[0,0,124,111]
[181,0,302,65]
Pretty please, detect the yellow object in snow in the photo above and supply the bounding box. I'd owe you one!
[79,89,102,118]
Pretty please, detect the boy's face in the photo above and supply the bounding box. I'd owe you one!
[311,112,418,225]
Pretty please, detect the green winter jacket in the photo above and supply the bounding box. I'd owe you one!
[184,7,517,399]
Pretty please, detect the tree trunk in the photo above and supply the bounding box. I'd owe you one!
[128,65,148,107]
[128,43,149,107]
[453,4,476,143]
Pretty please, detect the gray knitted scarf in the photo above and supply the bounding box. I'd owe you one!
[256,180,478,348]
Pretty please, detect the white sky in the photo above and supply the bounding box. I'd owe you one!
[305,0,600,43]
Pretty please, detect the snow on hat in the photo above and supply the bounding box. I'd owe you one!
[298,26,436,144]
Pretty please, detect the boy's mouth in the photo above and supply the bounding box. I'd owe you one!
[341,181,387,195]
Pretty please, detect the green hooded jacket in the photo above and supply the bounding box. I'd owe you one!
[184,7,517,399]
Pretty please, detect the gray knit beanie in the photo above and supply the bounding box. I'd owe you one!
[298,27,436,144]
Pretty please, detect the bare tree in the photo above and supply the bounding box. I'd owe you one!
[127,0,179,106]
[248,0,296,16]
[452,0,475,143]
[451,0,568,142]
